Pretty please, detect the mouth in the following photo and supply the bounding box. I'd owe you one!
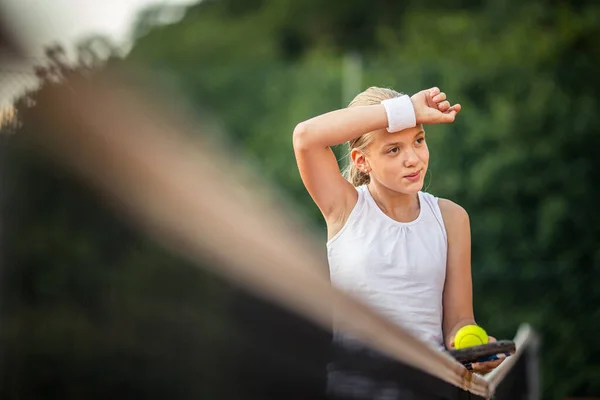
[403,170,422,181]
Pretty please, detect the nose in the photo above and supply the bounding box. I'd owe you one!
[403,148,419,168]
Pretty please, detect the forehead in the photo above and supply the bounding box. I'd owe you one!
[370,125,425,147]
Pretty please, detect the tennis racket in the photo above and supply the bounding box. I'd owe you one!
[449,340,516,370]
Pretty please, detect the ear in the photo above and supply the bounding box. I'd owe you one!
[351,148,369,172]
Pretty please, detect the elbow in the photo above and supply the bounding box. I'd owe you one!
[292,122,311,150]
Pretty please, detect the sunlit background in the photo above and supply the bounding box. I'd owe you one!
[1,1,599,399]
[0,0,193,109]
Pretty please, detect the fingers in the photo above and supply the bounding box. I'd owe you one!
[437,101,450,112]
[467,350,508,374]
[440,104,461,122]
[471,358,504,374]
[449,104,462,113]
[414,87,461,125]
[423,87,441,109]
[428,88,445,110]
[429,87,440,97]
[440,109,457,123]
[431,91,453,114]
[432,92,446,103]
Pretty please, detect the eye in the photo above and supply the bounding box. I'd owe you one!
[387,147,399,154]
[415,137,425,145]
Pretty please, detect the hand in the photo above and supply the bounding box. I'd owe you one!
[467,336,509,375]
[449,336,509,375]
[411,87,461,125]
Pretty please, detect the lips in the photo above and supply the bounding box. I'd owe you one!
[403,170,421,182]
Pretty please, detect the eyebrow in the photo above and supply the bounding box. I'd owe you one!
[381,130,425,147]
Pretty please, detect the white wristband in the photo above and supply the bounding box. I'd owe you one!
[381,95,416,133]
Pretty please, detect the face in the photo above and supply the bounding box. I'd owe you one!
[351,125,429,194]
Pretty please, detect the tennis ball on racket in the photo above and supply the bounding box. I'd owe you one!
[454,325,488,349]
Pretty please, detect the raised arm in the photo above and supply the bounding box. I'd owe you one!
[293,87,460,232]
[292,105,388,224]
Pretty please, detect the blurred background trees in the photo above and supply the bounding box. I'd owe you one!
[3,0,600,398]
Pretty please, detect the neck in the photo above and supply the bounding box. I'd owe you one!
[367,181,420,223]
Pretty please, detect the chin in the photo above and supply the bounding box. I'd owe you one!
[407,184,424,194]
[391,180,424,195]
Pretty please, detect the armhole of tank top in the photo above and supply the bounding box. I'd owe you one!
[424,192,448,243]
[326,186,365,246]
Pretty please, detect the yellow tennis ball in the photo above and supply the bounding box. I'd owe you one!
[454,325,488,349]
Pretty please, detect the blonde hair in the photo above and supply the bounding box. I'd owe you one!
[342,86,403,186]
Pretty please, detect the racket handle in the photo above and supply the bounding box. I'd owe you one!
[463,353,512,370]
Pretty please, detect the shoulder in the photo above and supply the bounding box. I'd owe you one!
[437,198,470,233]
[438,198,469,220]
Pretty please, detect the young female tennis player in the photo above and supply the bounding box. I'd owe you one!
[293,86,502,377]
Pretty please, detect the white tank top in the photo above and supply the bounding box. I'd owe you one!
[327,185,447,349]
